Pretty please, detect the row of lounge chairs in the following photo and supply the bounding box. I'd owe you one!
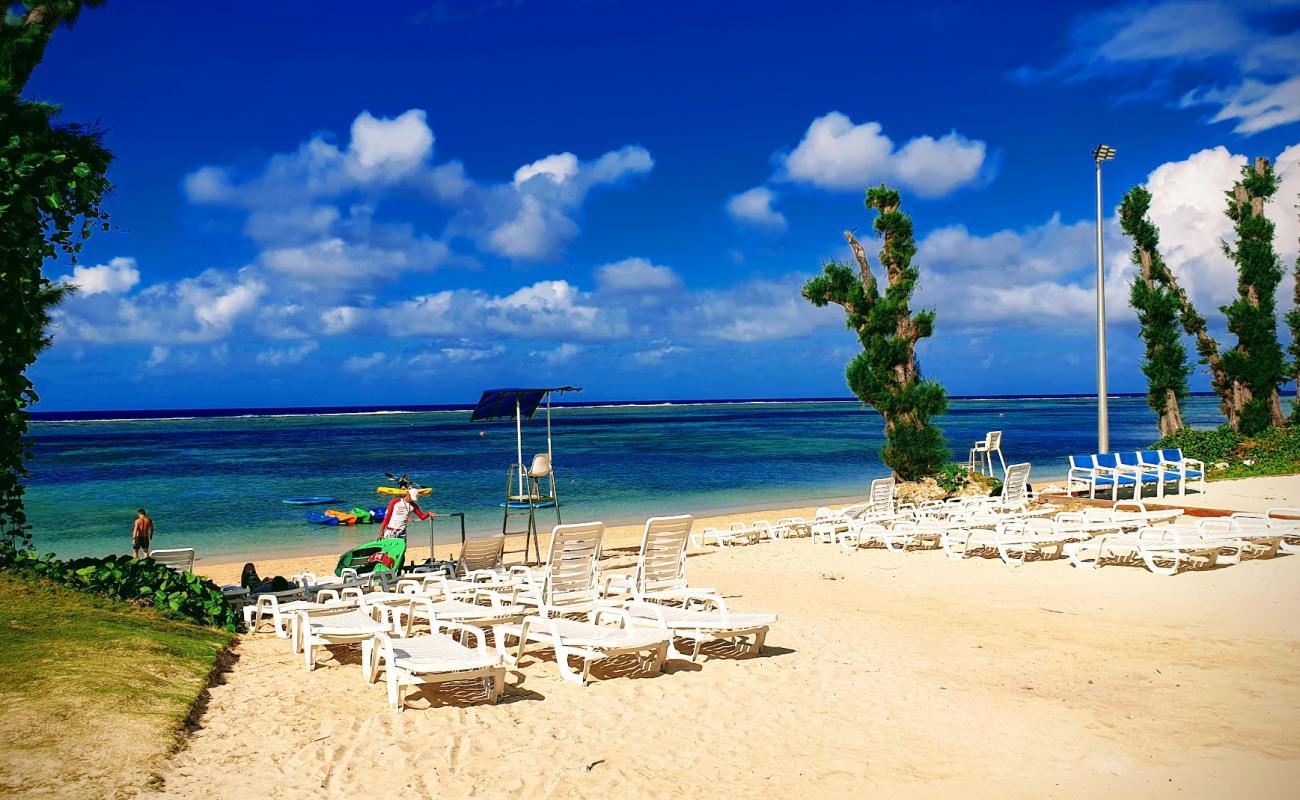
[246,515,777,710]
[816,491,1298,575]
[1067,448,1206,499]
[691,466,1036,549]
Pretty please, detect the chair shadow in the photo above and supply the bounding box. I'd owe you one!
[403,669,544,709]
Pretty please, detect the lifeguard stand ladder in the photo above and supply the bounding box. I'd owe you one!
[469,386,580,566]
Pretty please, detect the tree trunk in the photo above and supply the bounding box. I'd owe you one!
[1163,265,1235,426]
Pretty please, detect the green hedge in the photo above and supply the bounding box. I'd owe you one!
[0,546,239,631]
[1153,424,1300,479]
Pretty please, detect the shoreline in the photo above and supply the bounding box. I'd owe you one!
[195,502,832,585]
[193,473,1299,586]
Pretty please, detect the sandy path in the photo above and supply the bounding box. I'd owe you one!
[148,529,1300,799]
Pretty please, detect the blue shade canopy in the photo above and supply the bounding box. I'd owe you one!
[470,387,581,422]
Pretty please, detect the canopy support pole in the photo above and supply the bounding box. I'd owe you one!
[515,397,525,499]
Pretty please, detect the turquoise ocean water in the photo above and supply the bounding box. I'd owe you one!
[25,395,1224,563]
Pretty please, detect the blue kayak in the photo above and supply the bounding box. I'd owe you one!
[305,511,340,525]
[283,497,337,505]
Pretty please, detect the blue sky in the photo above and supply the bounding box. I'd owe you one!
[23,0,1300,410]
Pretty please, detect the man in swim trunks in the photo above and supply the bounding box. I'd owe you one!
[380,488,432,539]
[132,508,154,558]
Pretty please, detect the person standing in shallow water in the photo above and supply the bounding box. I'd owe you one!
[132,508,154,558]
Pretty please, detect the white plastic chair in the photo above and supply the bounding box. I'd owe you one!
[968,431,1006,477]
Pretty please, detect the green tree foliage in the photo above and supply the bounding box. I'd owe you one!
[1,2,112,547]
[1220,157,1287,435]
[1118,186,1191,436]
[802,185,949,480]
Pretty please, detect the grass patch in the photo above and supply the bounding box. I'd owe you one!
[0,572,231,799]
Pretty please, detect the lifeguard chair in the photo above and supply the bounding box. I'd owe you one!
[470,387,579,564]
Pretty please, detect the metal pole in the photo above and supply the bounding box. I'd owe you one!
[1095,158,1109,453]
[515,398,525,498]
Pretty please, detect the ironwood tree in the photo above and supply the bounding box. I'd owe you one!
[1220,156,1287,435]
[802,185,949,481]
[1287,197,1300,422]
[1119,185,1191,436]
[1,1,112,547]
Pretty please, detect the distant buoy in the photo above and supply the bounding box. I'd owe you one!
[479,431,486,437]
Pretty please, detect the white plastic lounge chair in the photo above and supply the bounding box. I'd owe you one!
[602,515,719,606]
[494,521,671,686]
[370,622,506,710]
[1265,508,1300,553]
[625,599,775,661]
[242,587,308,636]
[998,463,1033,511]
[149,547,195,573]
[299,605,394,675]
[1065,526,1224,575]
[1196,518,1280,562]
[385,594,528,636]
[456,534,507,579]
[839,522,888,551]
[880,519,943,552]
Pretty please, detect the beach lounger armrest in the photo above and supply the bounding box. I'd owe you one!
[430,620,489,655]
[588,606,633,629]
[624,601,670,627]
[601,573,635,598]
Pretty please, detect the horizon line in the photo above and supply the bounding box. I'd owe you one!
[30,391,1218,422]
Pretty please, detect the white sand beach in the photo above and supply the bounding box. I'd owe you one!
[138,480,1300,800]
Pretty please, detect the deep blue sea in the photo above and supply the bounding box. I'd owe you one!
[24,395,1224,562]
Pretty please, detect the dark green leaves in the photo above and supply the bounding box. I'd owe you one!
[802,185,949,480]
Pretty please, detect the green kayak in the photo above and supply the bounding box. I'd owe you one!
[335,538,406,576]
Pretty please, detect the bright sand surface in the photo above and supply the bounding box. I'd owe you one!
[142,489,1300,800]
[1153,474,1300,513]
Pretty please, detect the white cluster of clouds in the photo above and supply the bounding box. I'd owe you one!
[776,113,988,197]
[725,111,990,232]
[911,142,1300,331]
[59,257,141,297]
[1018,1,1300,134]
[184,107,651,266]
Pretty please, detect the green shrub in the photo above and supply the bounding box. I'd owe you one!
[1152,424,1300,480]
[1152,425,1243,466]
[0,545,239,631]
[935,463,971,494]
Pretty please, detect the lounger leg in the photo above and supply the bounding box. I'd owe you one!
[486,669,505,703]
[304,641,315,671]
[360,639,375,683]
[749,628,767,657]
[387,671,403,711]
[649,643,667,674]
[553,642,586,686]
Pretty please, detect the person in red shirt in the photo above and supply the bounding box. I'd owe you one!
[380,487,432,539]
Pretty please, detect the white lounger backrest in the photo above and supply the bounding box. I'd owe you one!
[636,514,693,595]
[868,477,895,515]
[458,534,505,574]
[542,521,605,609]
[150,547,195,573]
[1001,463,1032,508]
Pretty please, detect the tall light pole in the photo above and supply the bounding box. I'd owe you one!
[1092,144,1115,453]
